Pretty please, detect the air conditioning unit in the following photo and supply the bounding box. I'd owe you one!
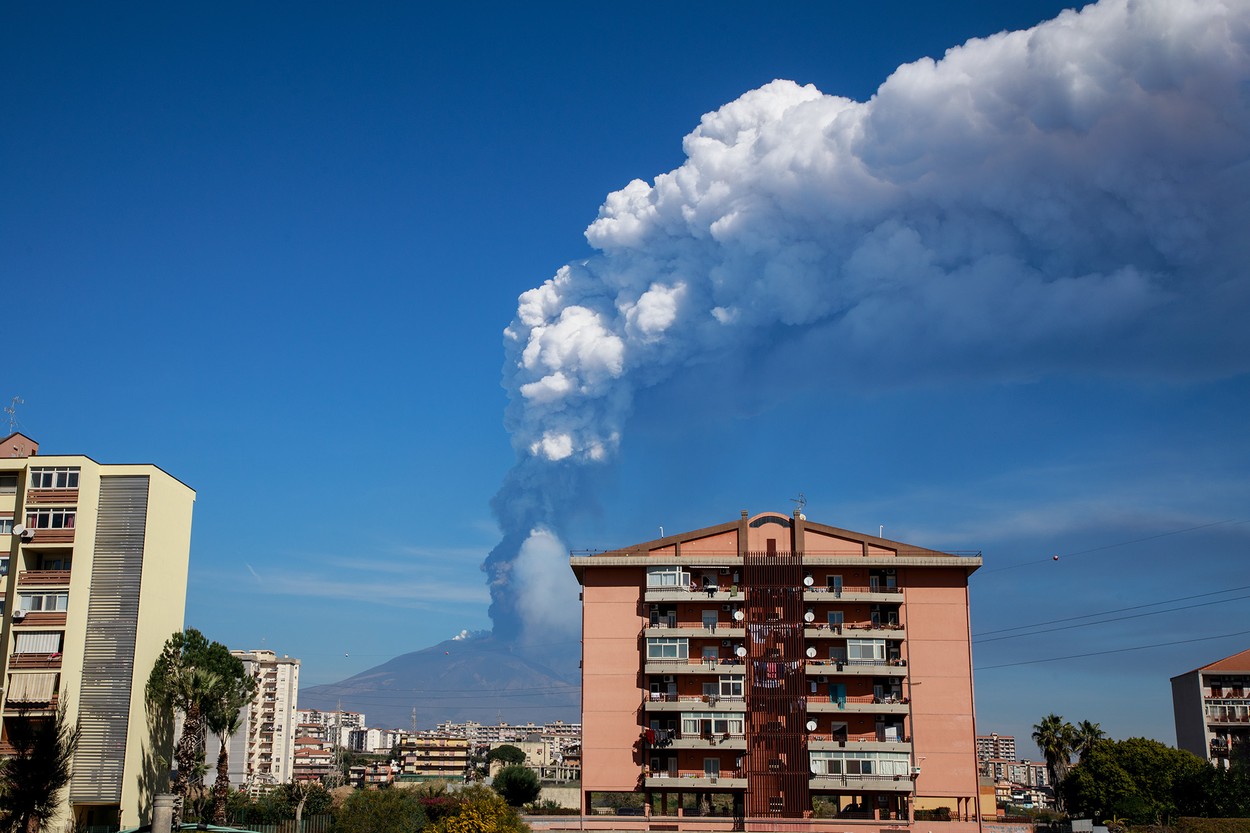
[719,568,730,575]
[651,604,660,611]
[11,609,27,621]
[817,676,827,683]
[721,604,732,612]
[885,568,896,575]
[721,640,731,647]
[662,675,675,683]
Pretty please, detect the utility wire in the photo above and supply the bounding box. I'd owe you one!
[973,584,1250,637]
[979,518,1245,574]
[975,628,1250,670]
[973,592,1250,644]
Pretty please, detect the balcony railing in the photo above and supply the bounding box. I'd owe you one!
[17,570,72,587]
[22,529,74,544]
[8,653,63,670]
[25,489,78,505]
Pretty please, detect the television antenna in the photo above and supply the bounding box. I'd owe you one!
[4,397,22,433]
[789,493,807,515]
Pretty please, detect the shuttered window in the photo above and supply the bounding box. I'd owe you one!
[14,632,61,654]
[7,673,58,702]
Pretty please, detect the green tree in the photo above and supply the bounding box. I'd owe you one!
[1062,737,1209,824]
[207,669,258,824]
[1072,720,1107,762]
[493,765,541,807]
[334,786,427,833]
[430,785,528,833]
[0,704,80,833]
[487,745,527,766]
[1032,714,1075,812]
[145,628,252,827]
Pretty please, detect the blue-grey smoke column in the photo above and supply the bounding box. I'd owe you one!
[487,0,1250,642]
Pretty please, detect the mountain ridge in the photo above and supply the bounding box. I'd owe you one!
[299,634,581,730]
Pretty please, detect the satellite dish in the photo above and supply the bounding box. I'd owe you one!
[806,720,818,732]
[806,647,817,658]
[733,610,744,621]
[735,646,746,658]
[12,525,27,537]
[803,575,814,587]
[804,611,815,623]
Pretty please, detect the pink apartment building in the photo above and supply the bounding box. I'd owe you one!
[571,510,983,832]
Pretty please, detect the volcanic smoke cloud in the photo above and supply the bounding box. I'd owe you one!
[487,0,1250,642]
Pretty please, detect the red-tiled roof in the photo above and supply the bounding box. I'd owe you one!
[1200,647,1250,672]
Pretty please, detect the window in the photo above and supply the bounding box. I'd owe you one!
[16,592,68,612]
[0,518,11,535]
[719,675,743,697]
[25,507,75,529]
[809,750,910,777]
[14,632,61,654]
[681,712,743,737]
[28,467,79,489]
[0,474,16,495]
[703,757,720,777]
[646,638,688,660]
[828,610,844,628]
[847,639,886,664]
[647,566,690,587]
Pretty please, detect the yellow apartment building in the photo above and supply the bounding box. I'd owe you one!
[0,432,195,832]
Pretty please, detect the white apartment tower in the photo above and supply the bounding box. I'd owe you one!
[208,650,300,789]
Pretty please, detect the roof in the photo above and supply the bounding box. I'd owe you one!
[1190,647,1250,675]
[570,510,981,580]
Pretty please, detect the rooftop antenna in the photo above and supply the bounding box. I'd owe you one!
[4,396,22,433]
[790,493,807,518]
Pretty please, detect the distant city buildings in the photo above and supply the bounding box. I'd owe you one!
[205,649,300,791]
[974,733,1051,812]
[975,733,1017,762]
[0,432,195,831]
[1171,647,1250,768]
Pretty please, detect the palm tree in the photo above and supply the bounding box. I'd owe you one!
[1033,713,1075,812]
[0,703,80,833]
[146,629,249,828]
[207,671,257,824]
[1072,720,1106,762]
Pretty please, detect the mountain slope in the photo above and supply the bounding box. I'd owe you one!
[299,634,581,730]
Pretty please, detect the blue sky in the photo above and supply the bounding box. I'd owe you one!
[4,1,1248,750]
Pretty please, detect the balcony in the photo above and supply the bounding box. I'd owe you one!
[645,694,746,712]
[8,653,63,670]
[805,586,904,603]
[807,694,909,715]
[805,659,908,677]
[806,623,906,640]
[13,612,68,627]
[645,657,746,676]
[643,623,745,639]
[645,586,744,603]
[807,737,911,754]
[644,770,746,790]
[809,772,915,793]
[22,528,74,545]
[17,571,72,588]
[25,489,78,505]
[656,733,747,751]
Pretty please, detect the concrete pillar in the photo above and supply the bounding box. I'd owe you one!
[152,794,175,833]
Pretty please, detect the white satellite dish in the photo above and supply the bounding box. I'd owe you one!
[804,611,815,623]
[806,647,817,658]
[735,646,746,658]
[803,575,814,587]
[806,720,818,732]
[733,609,744,621]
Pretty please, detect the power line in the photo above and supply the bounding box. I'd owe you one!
[973,592,1250,644]
[975,628,1250,670]
[978,518,1246,574]
[973,584,1250,637]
